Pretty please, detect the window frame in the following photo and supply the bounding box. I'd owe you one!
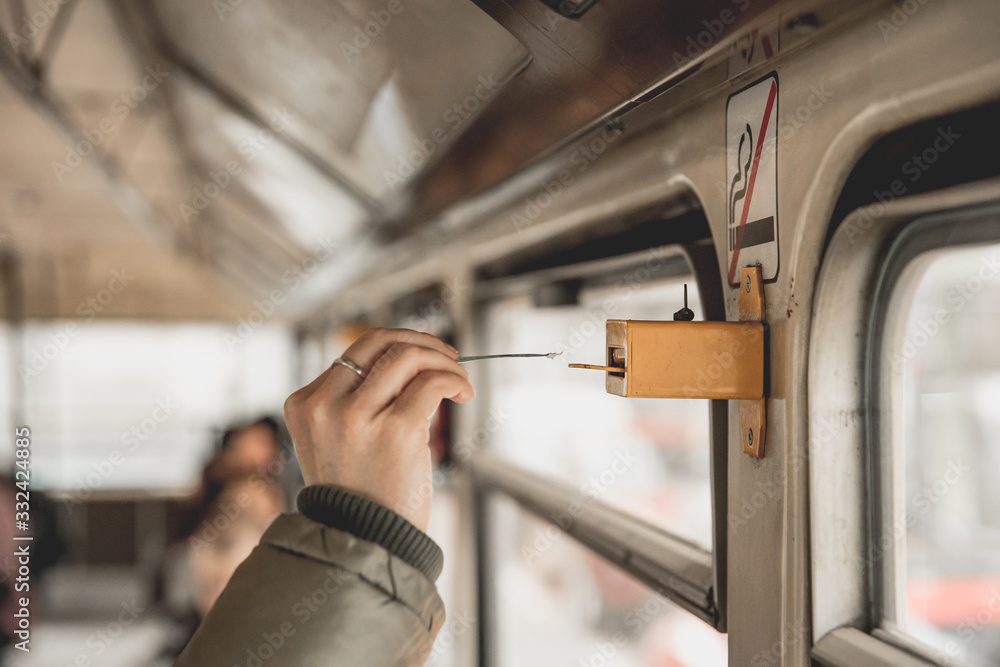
[465,242,730,635]
[809,180,1000,667]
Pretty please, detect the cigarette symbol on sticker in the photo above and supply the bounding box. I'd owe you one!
[727,78,777,284]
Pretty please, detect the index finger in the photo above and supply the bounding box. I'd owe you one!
[328,328,458,393]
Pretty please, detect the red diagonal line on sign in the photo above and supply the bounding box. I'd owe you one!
[762,35,774,59]
[728,80,777,284]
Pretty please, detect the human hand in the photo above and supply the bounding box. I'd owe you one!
[283,328,475,532]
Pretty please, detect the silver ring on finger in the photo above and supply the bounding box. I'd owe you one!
[332,356,365,378]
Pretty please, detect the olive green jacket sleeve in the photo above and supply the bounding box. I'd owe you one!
[175,508,446,666]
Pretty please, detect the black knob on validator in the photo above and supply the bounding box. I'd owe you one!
[673,284,695,321]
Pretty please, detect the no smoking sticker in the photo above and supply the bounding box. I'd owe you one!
[726,73,778,285]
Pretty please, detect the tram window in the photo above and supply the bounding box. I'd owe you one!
[12,323,295,490]
[481,276,713,550]
[883,241,1000,666]
[489,494,727,667]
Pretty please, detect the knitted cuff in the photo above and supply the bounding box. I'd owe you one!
[296,485,444,583]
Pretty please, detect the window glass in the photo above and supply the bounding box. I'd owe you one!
[490,494,727,667]
[12,322,295,491]
[889,242,1000,666]
[481,274,713,550]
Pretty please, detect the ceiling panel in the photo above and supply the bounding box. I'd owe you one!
[148,0,531,201]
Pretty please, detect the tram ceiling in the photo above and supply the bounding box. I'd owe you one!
[397,0,781,233]
[0,0,778,320]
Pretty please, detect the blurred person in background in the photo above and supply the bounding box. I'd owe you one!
[174,328,474,666]
[185,478,287,618]
[156,417,297,661]
[182,416,301,520]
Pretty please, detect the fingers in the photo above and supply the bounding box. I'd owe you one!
[283,365,334,435]
[352,342,469,414]
[390,370,476,423]
[280,327,477,513]
[285,327,474,441]
[326,328,458,394]
[348,328,458,368]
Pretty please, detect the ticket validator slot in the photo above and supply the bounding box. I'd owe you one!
[570,266,768,457]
